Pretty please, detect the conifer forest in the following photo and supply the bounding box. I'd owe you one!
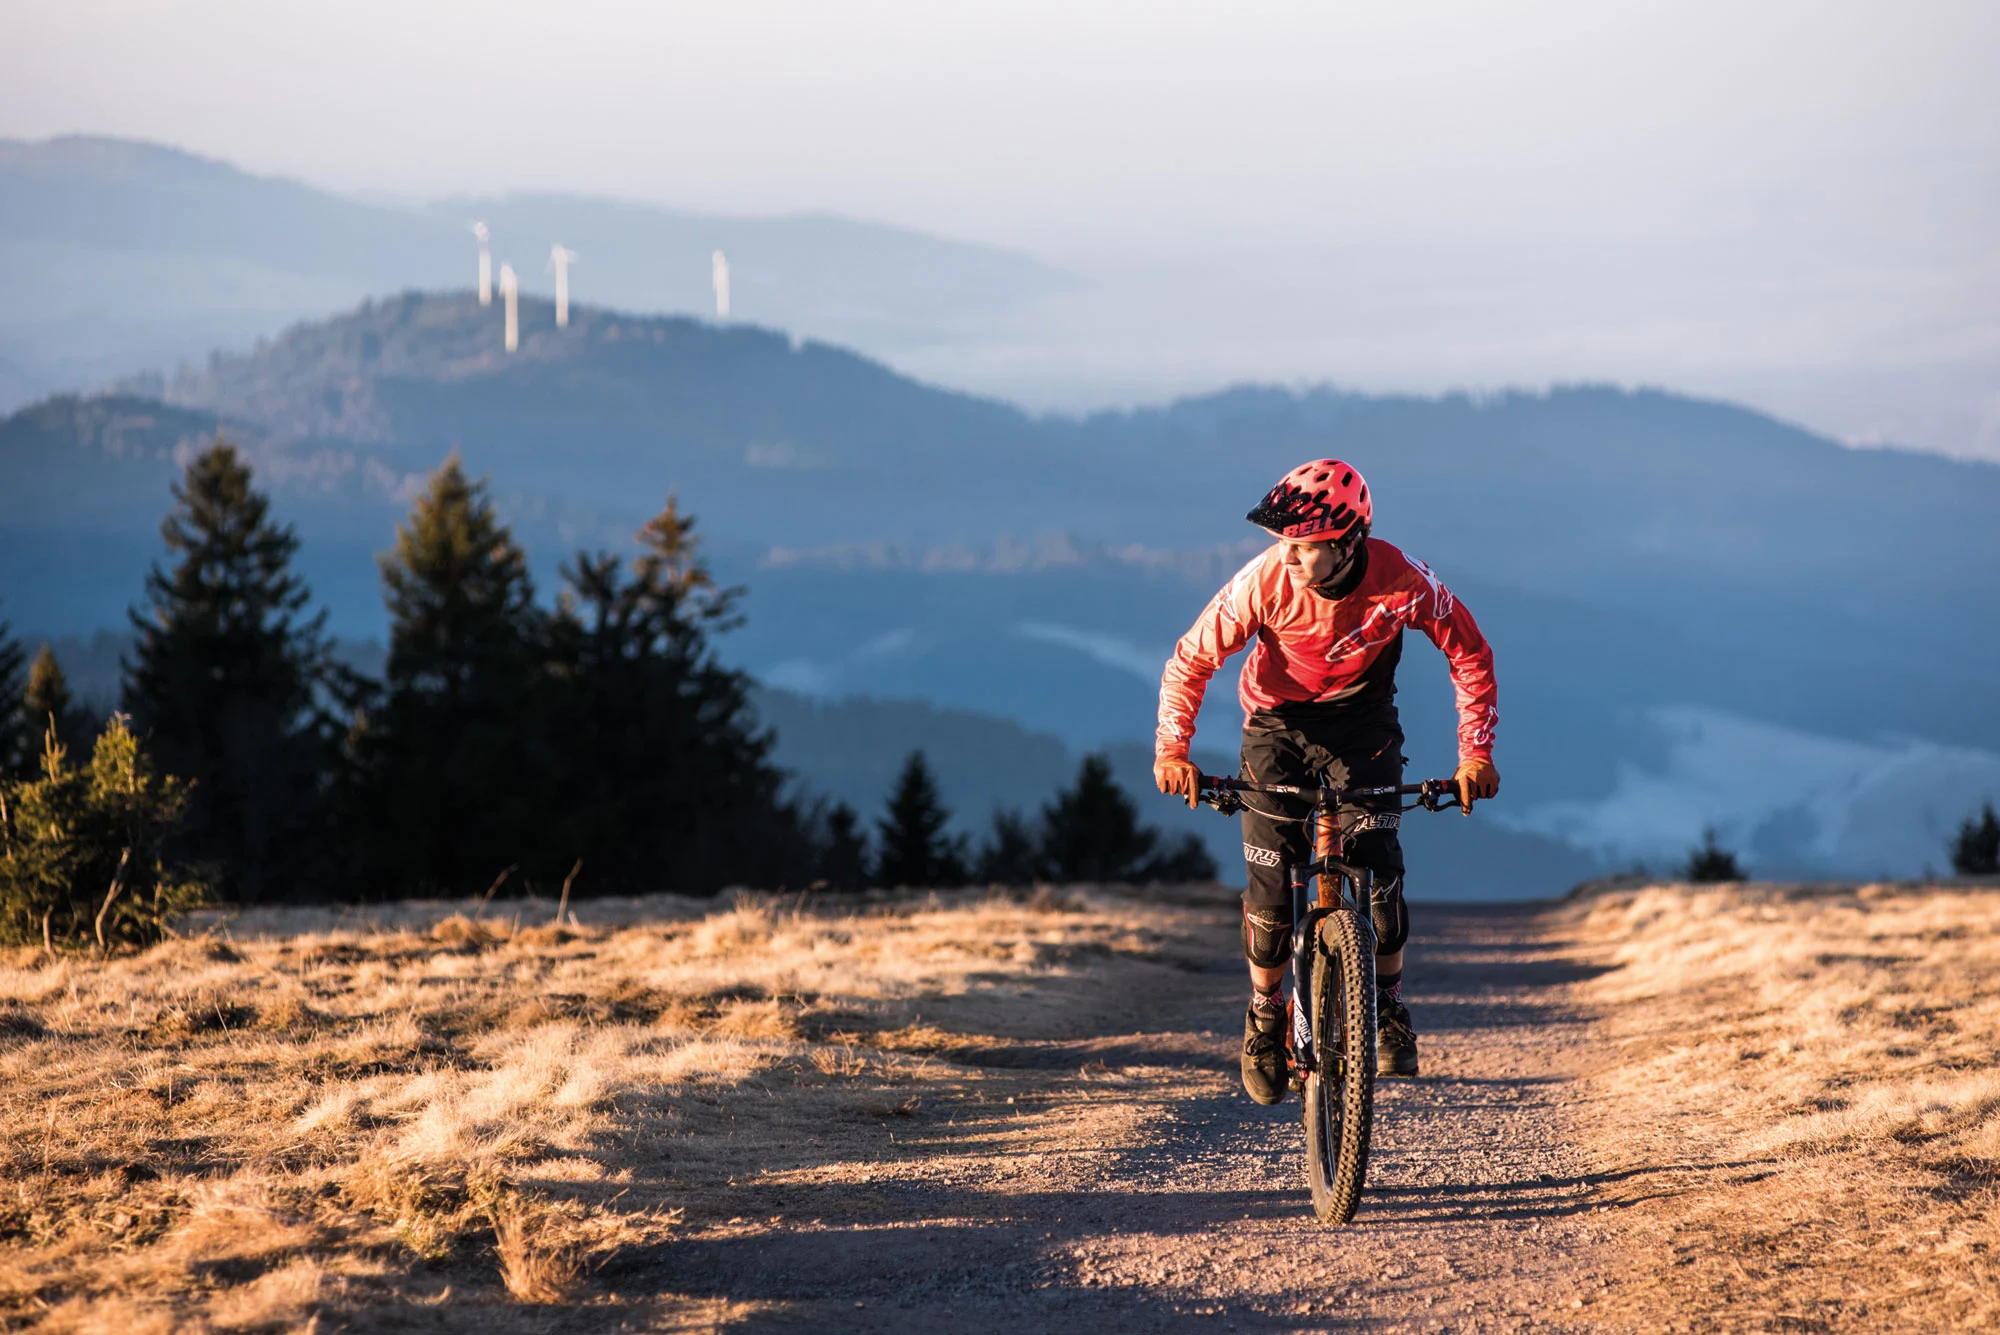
[0,440,1212,943]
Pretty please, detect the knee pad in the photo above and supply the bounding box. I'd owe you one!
[1241,903,1294,968]
[1371,877,1409,955]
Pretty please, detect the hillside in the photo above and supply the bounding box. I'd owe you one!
[5,291,1999,879]
[0,135,1064,414]
[1,881,1992,1329]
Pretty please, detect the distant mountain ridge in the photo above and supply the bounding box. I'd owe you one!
[5,291,1997,882]
[0,135,1067,414]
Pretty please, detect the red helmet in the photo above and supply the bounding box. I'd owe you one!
[1247,459,1372,543]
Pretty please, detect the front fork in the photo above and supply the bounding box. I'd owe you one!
[1287,807,1375,1078]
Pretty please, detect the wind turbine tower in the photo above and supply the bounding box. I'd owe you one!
[712,250,731,319]
[471,221,493,305]
[498,262,519,351]
[548,244,578,327]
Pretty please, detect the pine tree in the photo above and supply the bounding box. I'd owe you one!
[1038,754,1218,883]
[816,802,870,892]
[1040,754,1157,882]
[25,646,92,755]
[347,455,545,897]
[875,751,966,887]
[123,440,333,903]
[380,454,539,697]
[1146,831,1219,883]
[1950,802,2000,876]
[540,496,804,894]
[0,716,204,947]
[1684,827,1744,882]
[976,808,1044,884]
[0,618,26,777]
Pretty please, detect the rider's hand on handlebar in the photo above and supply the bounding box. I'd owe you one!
[1154,756,1203,809]
[1453,758,1500,813]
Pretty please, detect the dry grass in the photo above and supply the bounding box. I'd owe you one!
[1566,882,2000,1331]
[0,884,1188,1331]
[489,1190,583,1303]
[23,873,1990,1330]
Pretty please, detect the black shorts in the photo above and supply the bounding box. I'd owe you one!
[1238,701,1407,912]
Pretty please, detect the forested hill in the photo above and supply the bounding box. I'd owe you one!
[0,135,1065,415]
[40,288,1995,616]
[6,290,1999,880]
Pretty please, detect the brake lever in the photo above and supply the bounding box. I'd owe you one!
[1200,788,1244,816]
[1418,779,1459,813]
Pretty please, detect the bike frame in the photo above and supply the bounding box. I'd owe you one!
[1288,790,1375,1076]
[1198,776,1459,1077]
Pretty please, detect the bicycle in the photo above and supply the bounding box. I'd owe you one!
[1190,772,1465,1224]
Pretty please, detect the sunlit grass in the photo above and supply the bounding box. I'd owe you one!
[0,885,1183,1330]
[1570,882,2000,1329]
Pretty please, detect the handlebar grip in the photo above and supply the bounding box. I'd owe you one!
[1420,778,1464,812]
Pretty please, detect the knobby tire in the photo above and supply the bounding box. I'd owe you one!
[1303,909,1376,1224]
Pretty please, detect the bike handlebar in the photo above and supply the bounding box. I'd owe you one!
[1196,774,1464,811]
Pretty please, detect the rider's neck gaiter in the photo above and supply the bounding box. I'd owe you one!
[1309,539,1369,601]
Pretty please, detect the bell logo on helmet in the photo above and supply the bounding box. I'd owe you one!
[1247,458,1374,543]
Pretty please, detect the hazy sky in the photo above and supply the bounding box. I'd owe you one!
[6,0,1999,455]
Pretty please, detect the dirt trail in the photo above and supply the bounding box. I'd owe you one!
[646,899,1625,1333]
[11,884,1991,1329]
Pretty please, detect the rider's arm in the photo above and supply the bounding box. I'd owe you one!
[1156,560,1265,762]
[1403,563,1498,765]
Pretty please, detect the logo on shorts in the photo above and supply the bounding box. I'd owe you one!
[1243,844,1284,867]
[1351,812,1401,832]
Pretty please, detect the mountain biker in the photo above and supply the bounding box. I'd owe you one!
[1152,459,1498,1102]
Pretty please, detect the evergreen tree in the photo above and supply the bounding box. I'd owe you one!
[25,645,93,755]
[1039,754,1218,883]
[1684,827,1744,882]
[0,618,26,777]
[976,808,1044,884]
[1146,831,1219,883]
[815,802,870,892]
[0,716,204,947]
[346,455,545,897]
[123,440,334,903]
[875,751,966,887]
[541,497,807,893]
[1040,754,1158,882]
[1950,802,2000,875]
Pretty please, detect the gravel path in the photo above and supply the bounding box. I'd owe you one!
[643,900,1635,1333]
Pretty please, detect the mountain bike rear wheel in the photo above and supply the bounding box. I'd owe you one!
[1303,908,1376,1224]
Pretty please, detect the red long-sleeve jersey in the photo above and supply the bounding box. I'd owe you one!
[1156,539,1497,763]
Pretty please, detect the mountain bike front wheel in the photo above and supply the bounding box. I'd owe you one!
[1303,908,1376,1223]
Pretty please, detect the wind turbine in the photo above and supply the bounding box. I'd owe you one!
[498,262,519,351]
[471,221,492,305]
[712,250,731,319]
[547,243,578,327]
